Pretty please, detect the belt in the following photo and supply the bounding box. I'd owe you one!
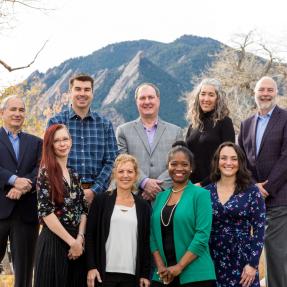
[81,182,94,189]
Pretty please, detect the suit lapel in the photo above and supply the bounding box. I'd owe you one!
[133,195,142,226]
[150,120,166,155]
[0,127,18,164]
[134,119,151,155]
[250,116,258,158]
[258,106,280,156]
[18,132,29,167]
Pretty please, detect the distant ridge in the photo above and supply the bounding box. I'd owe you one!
[19,34,223,127]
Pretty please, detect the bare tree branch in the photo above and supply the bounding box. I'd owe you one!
[2,0,51,11]
[0,39,48,72]
[190,31,287,132]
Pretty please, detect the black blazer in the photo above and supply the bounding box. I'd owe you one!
[238,105,287,207]
[0,127,42,223]
[86,190,151,285]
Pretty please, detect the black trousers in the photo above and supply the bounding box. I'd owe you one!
[152,278,215,287]
[0,214,39,287]
[265,206,287,287]
[34,226,86,287]
[98,272,136,287]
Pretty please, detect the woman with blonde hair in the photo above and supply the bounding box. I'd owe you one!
[86,154,151,287]
[185,78,235,186]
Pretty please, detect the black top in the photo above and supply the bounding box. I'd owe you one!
[161,204,177,266]
[85,190,151,285]
[186,113,235,186]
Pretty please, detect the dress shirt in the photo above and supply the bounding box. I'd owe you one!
[4,128,20,185]
[143,120,158,146]
[47,107,118,193]
[256,107,275,155]
[141,120,158,188]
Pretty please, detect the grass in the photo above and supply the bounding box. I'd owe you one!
[0,275,14,287]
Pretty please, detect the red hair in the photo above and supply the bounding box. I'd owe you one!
[40,124,69,204]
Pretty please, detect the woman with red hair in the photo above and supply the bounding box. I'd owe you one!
[34,124,88,287]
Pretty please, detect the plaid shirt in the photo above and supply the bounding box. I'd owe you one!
[47,108,118,193]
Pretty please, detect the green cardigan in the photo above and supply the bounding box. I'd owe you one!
[150,181,216,284]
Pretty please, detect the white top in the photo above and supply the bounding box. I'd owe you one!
[105,204,138,275]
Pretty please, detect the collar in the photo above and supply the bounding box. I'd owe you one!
[68,106,95,120]
[141,118,158,129]
[3,127,21,137]
[256,106,275,120]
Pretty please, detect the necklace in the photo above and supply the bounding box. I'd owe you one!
[160,194,180,227]
[172,185,186,193]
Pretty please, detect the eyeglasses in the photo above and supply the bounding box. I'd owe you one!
[53,138,71,145]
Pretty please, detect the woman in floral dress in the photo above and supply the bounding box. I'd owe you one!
[205,142,265,287]
[34,124,88,287]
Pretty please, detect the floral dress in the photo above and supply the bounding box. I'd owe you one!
[205,183,266,287]
[34,167,88,287]
[37,167,88,227]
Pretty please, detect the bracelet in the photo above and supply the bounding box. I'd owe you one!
[77,232,85,240]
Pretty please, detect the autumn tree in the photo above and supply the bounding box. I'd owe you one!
[190,31,287,132]
[0,80,46,136]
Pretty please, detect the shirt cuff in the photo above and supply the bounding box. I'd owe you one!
[8,175,17,186]
[91,183,105,193]
[140,178,149,189]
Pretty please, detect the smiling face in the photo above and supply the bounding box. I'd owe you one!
[254,77,277,115]
[70,80,93,113]
[136,85,160,120]
[1,97,25,132]
[114,161,138,192]
[199,84,218,113]
[168,151,191,185]
[53,127,72,159]
[218,146,239,178]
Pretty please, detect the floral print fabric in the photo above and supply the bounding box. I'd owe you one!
[205,183,266,287]
[37,168,88,227]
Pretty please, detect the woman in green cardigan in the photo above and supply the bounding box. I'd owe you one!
[150,141,216,287]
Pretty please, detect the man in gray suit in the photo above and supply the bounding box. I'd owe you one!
[116,83,183,201]
[238,76,287,287]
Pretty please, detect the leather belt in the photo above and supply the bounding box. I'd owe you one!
[81,182,94,189]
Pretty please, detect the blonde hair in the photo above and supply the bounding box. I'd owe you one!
[186,78,229,130]
[110,154,139,193]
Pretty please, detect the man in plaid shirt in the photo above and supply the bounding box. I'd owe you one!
[47,74,118,204]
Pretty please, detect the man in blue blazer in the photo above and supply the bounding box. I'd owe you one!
[0,95,42,287]
[238,76,287,287]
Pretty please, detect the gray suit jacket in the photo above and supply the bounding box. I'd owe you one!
[116,118,183,190]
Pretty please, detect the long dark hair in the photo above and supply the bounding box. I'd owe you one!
[210,142,252,194]
[40,124,70,204]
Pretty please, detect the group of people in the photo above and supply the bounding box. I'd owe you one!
[0,73,286,287]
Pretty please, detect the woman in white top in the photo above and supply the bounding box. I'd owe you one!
[86,154,151,287]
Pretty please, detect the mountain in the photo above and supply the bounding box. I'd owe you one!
[21,35,223,128]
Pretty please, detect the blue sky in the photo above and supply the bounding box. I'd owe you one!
[0,0,286,88]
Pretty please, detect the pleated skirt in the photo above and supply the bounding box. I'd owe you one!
[33,226,86,287]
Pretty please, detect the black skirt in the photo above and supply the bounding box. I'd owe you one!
[33,226,86,287]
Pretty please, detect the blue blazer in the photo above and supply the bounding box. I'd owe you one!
[238,105,287,207]
[0,127,42,223]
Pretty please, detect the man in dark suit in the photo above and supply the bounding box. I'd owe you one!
[0,95,42,287]
[238,76,287,287]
